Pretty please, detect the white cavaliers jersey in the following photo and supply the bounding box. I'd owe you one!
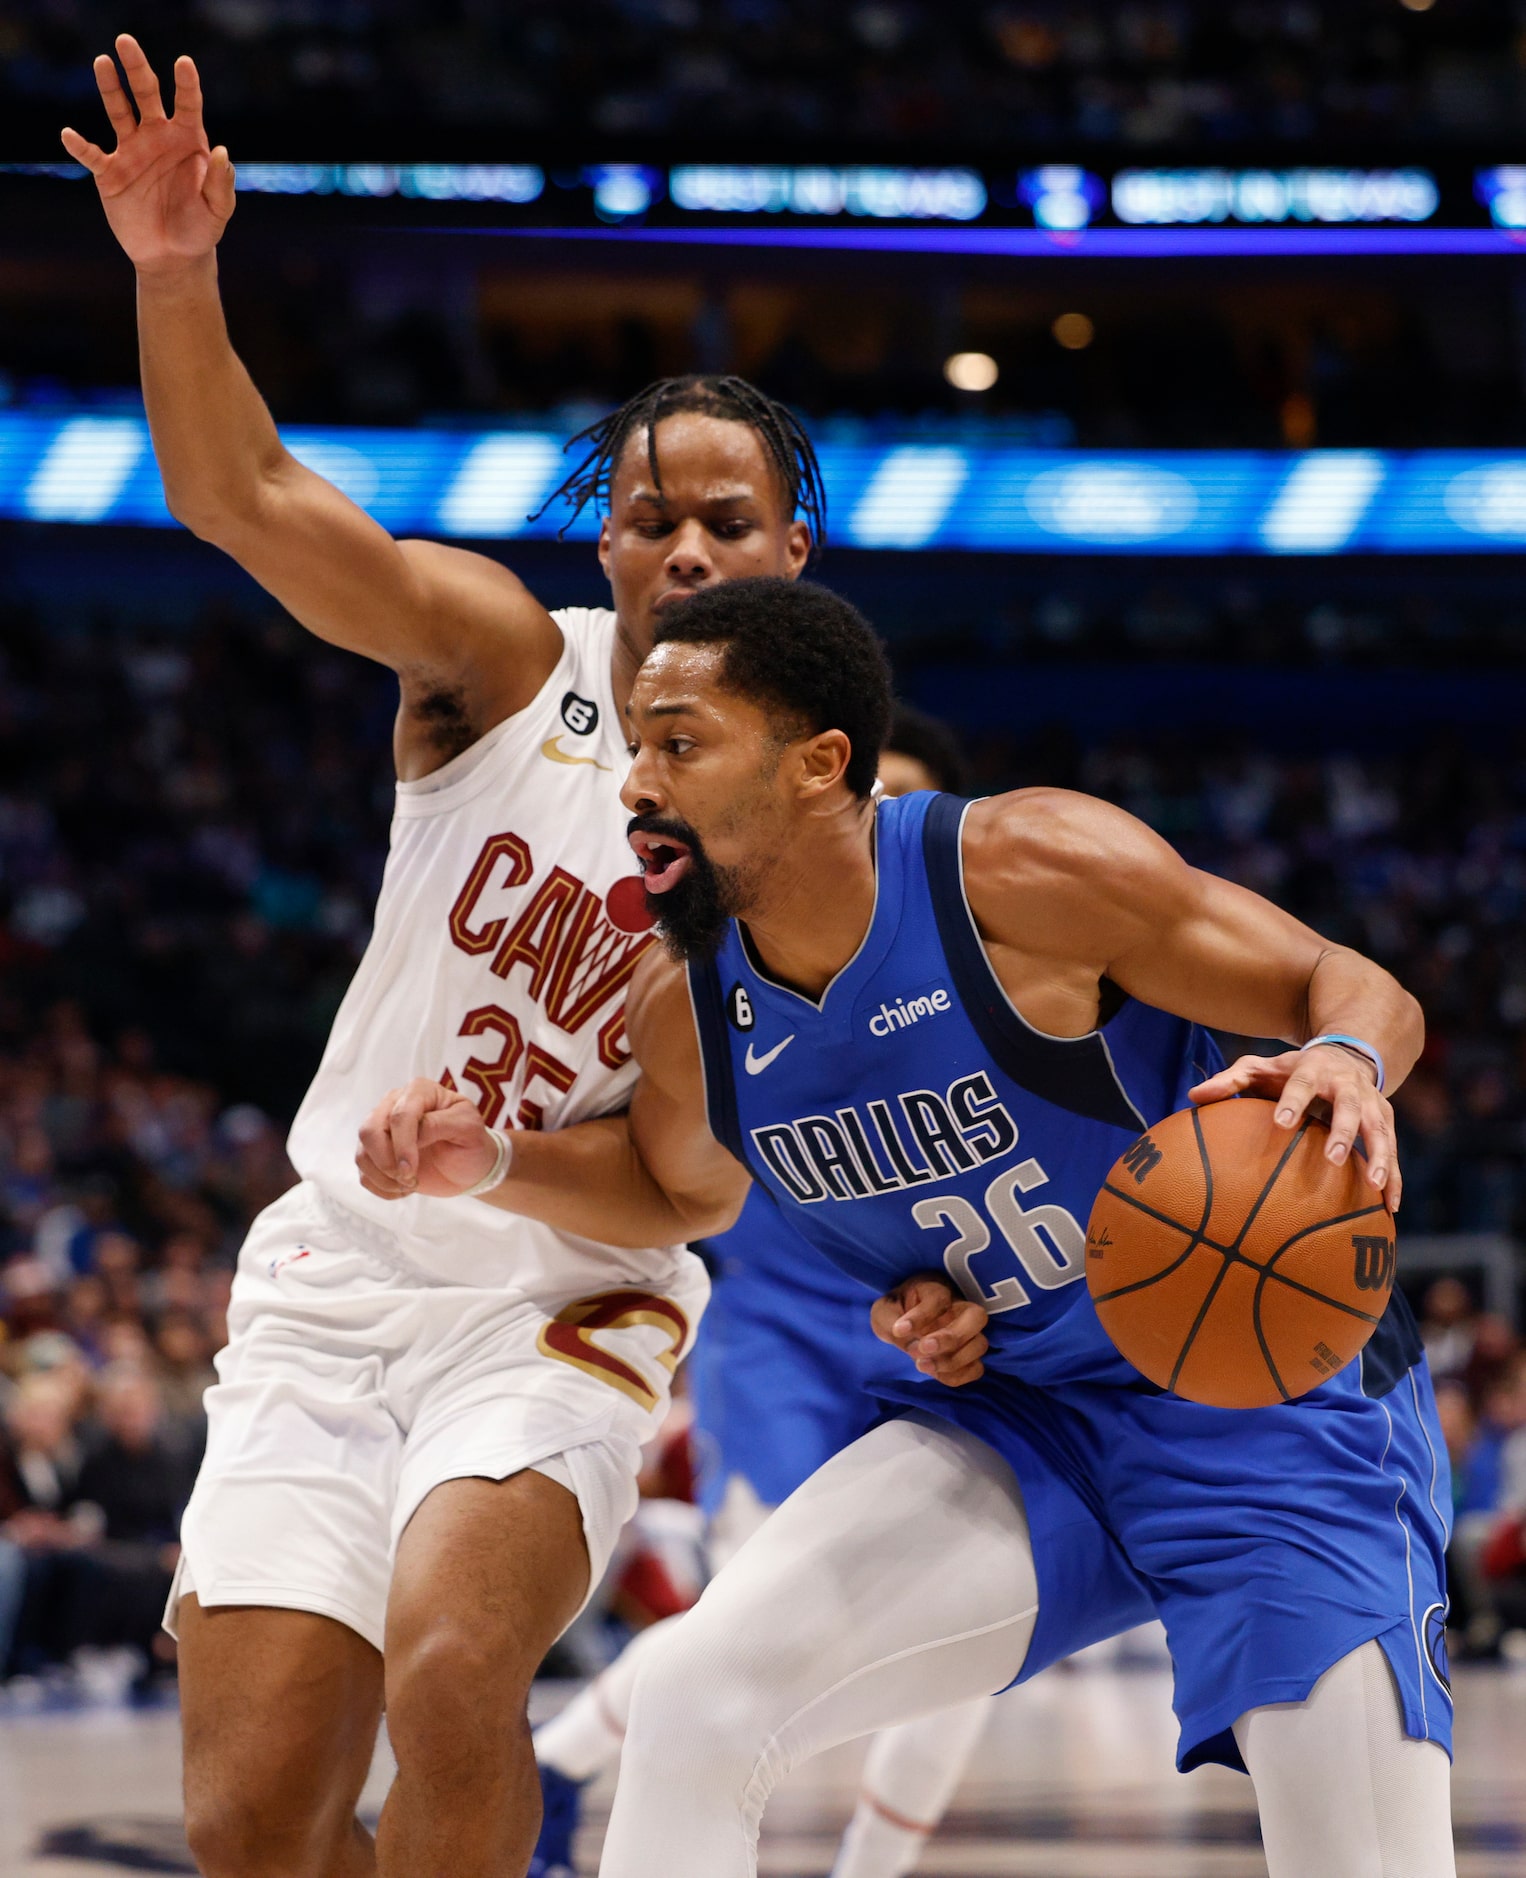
[286,606,693,1300]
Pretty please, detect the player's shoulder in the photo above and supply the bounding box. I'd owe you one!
[964,786,1154,876]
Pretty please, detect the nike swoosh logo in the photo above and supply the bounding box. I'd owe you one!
[540,736,611,772]
[745,1035,795,1075]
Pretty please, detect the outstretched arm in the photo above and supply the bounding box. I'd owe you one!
[63,37,560,777]
[963,789,1425,1212]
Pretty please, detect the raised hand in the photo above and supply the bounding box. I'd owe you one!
[871,1274,989,1387]
[356,1078,503,1201]
[60,34,234,273]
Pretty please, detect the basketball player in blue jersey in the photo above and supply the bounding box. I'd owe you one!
[359,579,1452,1876]
[529,709,991,1878]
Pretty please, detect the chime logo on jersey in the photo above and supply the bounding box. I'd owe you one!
[750,1070,1019,1203]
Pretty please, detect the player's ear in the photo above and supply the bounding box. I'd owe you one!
[597,515,612,582]
[783,519,811,578]
[797,729,851,801]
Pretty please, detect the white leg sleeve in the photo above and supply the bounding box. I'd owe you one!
[533,1614,681,1782]
[599,1415,1038,1878]
[830,1695,993,1878]
[1234,1640,1456,1878]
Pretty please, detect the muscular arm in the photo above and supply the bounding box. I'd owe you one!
[64,39,561,777]
[963,788,1425,1203]
[358,951,750,1248]
[356,955,990,1382]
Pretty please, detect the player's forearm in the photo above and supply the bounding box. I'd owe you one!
[481,1116,745,1248]
[136,254,286,536]
[1302,946,1424,1093]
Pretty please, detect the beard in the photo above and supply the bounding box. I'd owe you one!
[627,812,747,963]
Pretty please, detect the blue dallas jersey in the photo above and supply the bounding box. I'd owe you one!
[689,1189,905,1516]
[686,790,1451,1776]
[688,789,1221,1389]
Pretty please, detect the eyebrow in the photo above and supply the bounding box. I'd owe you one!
[626,486,761,508]
[628,700,702,722]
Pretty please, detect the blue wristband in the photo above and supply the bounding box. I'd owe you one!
[1301,1034,1385,1094]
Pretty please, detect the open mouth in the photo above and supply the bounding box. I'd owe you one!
[628,828,694,894]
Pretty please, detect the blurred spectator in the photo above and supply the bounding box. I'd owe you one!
[1420,1277,1480,1387]
[0,1373,88,1677]
[1450,1352,1526,1655]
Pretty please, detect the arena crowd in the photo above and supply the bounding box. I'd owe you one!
[5,0,1520,148]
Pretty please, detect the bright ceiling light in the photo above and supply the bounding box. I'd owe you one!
[944,351,999,392]
[1399,0,1435,10]
[1052,312,1095,350]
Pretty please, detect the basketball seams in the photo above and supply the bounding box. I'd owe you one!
[1249,1277,1293,1403]
[1226,1114,1310,1256]
[1087,1100,1393,1405]
[1166,1257,1240,1396]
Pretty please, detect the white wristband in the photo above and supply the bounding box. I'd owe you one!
[460,1129,514,1199]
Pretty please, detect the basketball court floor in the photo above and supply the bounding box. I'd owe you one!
[0,1657,1522,1876]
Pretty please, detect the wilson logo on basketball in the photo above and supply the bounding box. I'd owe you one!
[1352,1234,1396,1292]
[1118,1135,1163,1183]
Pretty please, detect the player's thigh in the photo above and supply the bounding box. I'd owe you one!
[1235,1639,1455,1878]
[178,1596,383,1855]
[655,1413,1039,1719]
[383,1467,591,1741]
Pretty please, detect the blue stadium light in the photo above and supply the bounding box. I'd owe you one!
[8,410,1526,553]
[1112,168,1440,226]
[667,165,987,221]
[587,164,661,221]
[1476,167,1526,229]
[1018,166,1107,232]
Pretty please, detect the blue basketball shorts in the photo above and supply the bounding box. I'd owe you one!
[877,1352,1453,1774]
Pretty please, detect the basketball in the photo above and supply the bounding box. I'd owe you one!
[1085,1097,1396,1409]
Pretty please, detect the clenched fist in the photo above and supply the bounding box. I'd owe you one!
[356,1079,503,1201]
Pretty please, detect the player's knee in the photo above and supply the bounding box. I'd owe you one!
[623,1617,780,1786]
[184,1784,348,1878]
[386,1616,534,1768]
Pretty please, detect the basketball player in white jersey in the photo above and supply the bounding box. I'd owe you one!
[61,37,856,1878]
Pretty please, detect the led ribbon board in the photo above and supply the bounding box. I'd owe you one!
[10,159,1526,254]
[9,414,1526,553]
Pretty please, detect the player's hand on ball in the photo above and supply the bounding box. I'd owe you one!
[60,36,235,273]
[1190,1046,1401,1214]
[872,1276,989,1388]
[356,1079,501,1201]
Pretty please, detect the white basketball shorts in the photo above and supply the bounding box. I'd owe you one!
[168,1182,708,1653]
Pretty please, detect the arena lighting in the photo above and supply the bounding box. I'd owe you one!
[1018,165,1107,231]
[1476,167,1526,229]
[668,164,987,221]
[232,162,545,202]
[943,352,999,392]
[1052,313,1095,351]
[12,412,1526,554]
[1112,168,1440,226]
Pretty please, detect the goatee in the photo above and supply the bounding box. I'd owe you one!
[628,813,738,963]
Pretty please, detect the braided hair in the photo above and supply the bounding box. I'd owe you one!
[533,375,827,551]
